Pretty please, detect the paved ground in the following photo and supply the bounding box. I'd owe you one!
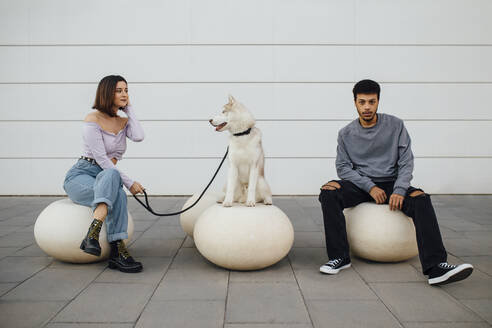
[0,195,491,328]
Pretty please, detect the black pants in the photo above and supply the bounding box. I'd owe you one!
[318,180,447,274]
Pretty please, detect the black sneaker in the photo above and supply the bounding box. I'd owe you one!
[428,262,473,286]
[320,257,351,274]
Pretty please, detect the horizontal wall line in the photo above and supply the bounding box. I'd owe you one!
[1,156,491,160]
[2,119,492,123]
[1,81,492,85]
[1,43,492,47]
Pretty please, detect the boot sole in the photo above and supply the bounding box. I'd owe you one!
[80,240,101,257]
[108,260,143,273]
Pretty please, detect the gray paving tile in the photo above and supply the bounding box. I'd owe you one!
[47,324,134,328]
[463,231,492,248]
[225,325,313,328]
[403,323,490,328]
[170,248,223,271]
[308,300,401,328]
[229,258,295,283]
[295,268,377,300]
[288,248,327,271]
[444,237,492,257]
[133,219,156,232]
[302,207,324,226]
[295,196,320,208]
[139,225,186,239]
[0,282,17,296]
[13,243,50,257]
[439,226,466,239]
[0,256,52,282]
[96,257,171,285]
[440,270,492,300]
[292,231,325,248]
[0,205,41,221]
[0,300,66,328]
[129,237,183,257]
[153,216,182,226]
[2,267,101,301]
[153,268,228,301]
[182,236,195,248]
[0,247,19,259]
[0,231,35,248]
[0,225,23,236]
[371,282,482,322]
[135,300,225,328]
[461,299,492,325]
[47,260,107,271]
[53,283,155,323]
[460,256,492,276]
[226,282,311,324]
[2,215,38,226]
[440,220,487,232]
[351,258,425,282]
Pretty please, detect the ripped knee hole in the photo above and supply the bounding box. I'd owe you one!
[324,182,341,191]
[409,190,425,198]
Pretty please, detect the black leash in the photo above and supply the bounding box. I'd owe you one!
[132,147,229,216]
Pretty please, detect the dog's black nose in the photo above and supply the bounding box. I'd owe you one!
[209,119,213,123]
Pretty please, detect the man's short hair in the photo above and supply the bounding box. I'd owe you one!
[353,79,380,100]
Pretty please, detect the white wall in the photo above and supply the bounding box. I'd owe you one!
[1,0,491,195]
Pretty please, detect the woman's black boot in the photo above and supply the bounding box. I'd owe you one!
[80,219,103,256]
[108,240,143,273]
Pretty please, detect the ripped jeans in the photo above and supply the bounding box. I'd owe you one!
[319,180,447,274]
[63,159,129,243]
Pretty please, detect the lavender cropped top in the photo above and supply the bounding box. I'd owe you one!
[82,106,144,189]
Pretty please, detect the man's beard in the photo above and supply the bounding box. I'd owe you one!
[361,113,376,122]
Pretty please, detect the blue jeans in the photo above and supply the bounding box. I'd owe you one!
[63,159,129,242]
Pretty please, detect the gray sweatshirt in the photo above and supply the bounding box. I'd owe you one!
[336,113,414,196]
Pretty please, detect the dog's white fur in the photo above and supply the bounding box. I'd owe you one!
[209,95,273,207]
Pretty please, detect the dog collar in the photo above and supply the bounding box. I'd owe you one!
[233,128,252,137]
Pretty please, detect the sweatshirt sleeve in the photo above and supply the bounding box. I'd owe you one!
[83,123,135,190]
[122,105,145,142]
[335,132,376,193]
[393,122,414,196]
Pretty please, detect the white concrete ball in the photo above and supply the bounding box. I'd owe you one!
[34,198,134,263]
[344,203,418,262]
[180,191,223,237]
[193,204,294,271]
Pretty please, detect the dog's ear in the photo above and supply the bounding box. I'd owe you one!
[228,94,236,105]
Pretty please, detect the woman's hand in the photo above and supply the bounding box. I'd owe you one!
[130,181,145,195]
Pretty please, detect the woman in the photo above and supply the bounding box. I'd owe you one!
[63,75,145,273]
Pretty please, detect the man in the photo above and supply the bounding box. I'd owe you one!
[318,79,473,286]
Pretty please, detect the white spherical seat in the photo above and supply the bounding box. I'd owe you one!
[34,198,134,263]
[344,203,418,262]
[194,204,294,271]
[180,191,222,237]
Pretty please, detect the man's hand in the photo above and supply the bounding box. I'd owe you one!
[130,181,145,195]
[389,193,404,211]
[369,186,387,204]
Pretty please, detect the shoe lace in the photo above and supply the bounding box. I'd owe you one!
[117,241,131,259]
[439,262,456,269]
[326,258,342,267]
[88,220,102,240]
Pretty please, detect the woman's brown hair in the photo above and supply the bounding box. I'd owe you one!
[92,75,127,117]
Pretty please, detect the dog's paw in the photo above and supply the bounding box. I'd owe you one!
[263,198,273,205]
[222,201,233,207]
[246,200,256,207]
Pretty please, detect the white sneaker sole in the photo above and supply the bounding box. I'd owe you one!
[320,263,351,274]
[428,264,474,285]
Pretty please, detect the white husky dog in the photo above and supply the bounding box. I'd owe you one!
[209,95,273,207]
